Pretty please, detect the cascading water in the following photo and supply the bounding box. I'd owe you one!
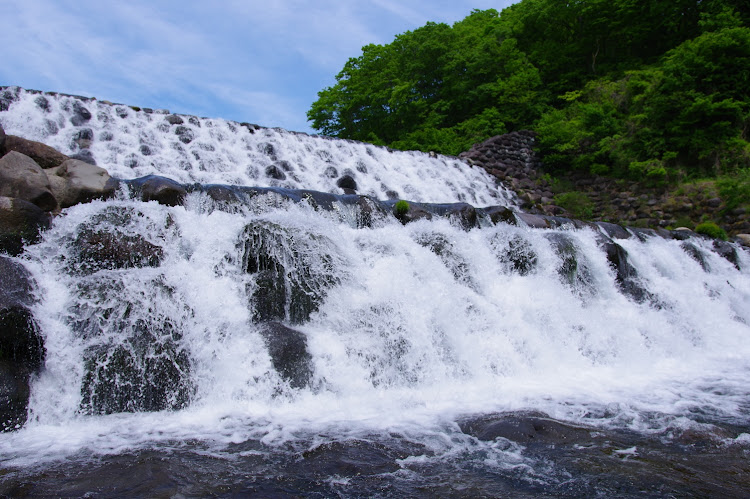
[0,86,511,206]
[2,87,750,496]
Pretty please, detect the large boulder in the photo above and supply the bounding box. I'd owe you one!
[0,123,6,155]
[600,238,653,303]
[239,220,341,324]
[0,197,51,256]
[545,232,594,294]
[458,411,593,445]
[0,256,45,431]
[2,135,68,169]
[259,322,313,389]
[0,151,57,211]
[70,101,92,126]
[47,159,117,208]
[69,229,163,275]
[128,175,187,206]
[75,280,193,415]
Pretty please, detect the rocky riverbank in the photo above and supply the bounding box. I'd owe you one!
[460,131,750,238]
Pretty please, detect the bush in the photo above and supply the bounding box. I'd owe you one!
[694,221,728,240]
[553,191,595,219]
[717,168,750,210]
[394,200,410,217]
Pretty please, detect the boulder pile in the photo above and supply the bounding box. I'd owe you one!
[0,124,118,256]
[461,131,750,237]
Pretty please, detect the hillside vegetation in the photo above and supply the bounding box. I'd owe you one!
[308,0,750,230]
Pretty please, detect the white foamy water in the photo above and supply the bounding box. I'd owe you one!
[0,86,512,205]
[1,86,749,474]
[0,194,748,466]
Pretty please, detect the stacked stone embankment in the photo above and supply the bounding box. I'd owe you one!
[460,131,750,238]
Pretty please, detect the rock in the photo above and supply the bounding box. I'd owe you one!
[165,114,184,125]
[601,239,652,303]
[2,135,68,169]
[458,412,593,445]
[0,151,57,211]
[258,322,313,389]
[394,202,432,225]
[494,234,538,276]
[0,197,51,256]
[70,101,92,126]
[265,164,286,180]
[736,234,750,247]
[324,166,338,178]
[713,240,740,270]
[516,213,550,229]
[0,256,45,431]
[239,221,340,324]
[174,125,194,144]
[77,287,192,415]
[69,229,164,275]
[336,175,357,191]
[354,195,387,229]
[681,242,710,272]
[128,175,187,206]
[72,128,94,149]
[444,203,479,230]
[671,228,694,240]
[0,123,5,155]
[416,232,476,286]
[595,221,631,239]
[545,233,594,293]
[484,205,517,225]
[68,149,97,166]
[706,198,722,209]
[47,159,117,208]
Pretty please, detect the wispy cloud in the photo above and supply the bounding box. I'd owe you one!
[1,0,519,132]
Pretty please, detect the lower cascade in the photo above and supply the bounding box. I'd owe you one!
[1,87,750,496]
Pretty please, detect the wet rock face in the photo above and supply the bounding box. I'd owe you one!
[259,321,313,389]
[128,175,187,206]
[545,232,594,293]
[491,233,538,276]
[239,221,341,324]
[459,411,593,445]
[66,205,164,275]
[79,316,193,415]
[0,256,45,431]
[0,197,51,256]
[681,241,710,272]
[603,241,652,303]
[70,230,164,275]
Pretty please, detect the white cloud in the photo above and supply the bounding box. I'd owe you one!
[0,0,520,132]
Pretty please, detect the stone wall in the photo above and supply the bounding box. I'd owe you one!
[460,131,750,237]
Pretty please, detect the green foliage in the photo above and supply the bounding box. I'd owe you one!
[553,192,595,219]
[309,0,750,188]
[718,169,750,210]
[394,200,410,217]
[308,9,544,155]
[694,221,728,240]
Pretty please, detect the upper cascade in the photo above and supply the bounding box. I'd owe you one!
[0,86,515,206]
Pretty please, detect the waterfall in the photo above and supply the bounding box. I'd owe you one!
[1,86,749,496]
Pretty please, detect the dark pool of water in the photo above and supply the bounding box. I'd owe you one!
[2,412,749,498]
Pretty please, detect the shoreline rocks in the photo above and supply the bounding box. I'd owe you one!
[460,131,750,237]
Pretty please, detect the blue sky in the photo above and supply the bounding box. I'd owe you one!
[1,1,518,133]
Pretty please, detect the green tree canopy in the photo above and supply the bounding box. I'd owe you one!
[309,0,750,178]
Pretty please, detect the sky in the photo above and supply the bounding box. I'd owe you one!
[1,1,518,134]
